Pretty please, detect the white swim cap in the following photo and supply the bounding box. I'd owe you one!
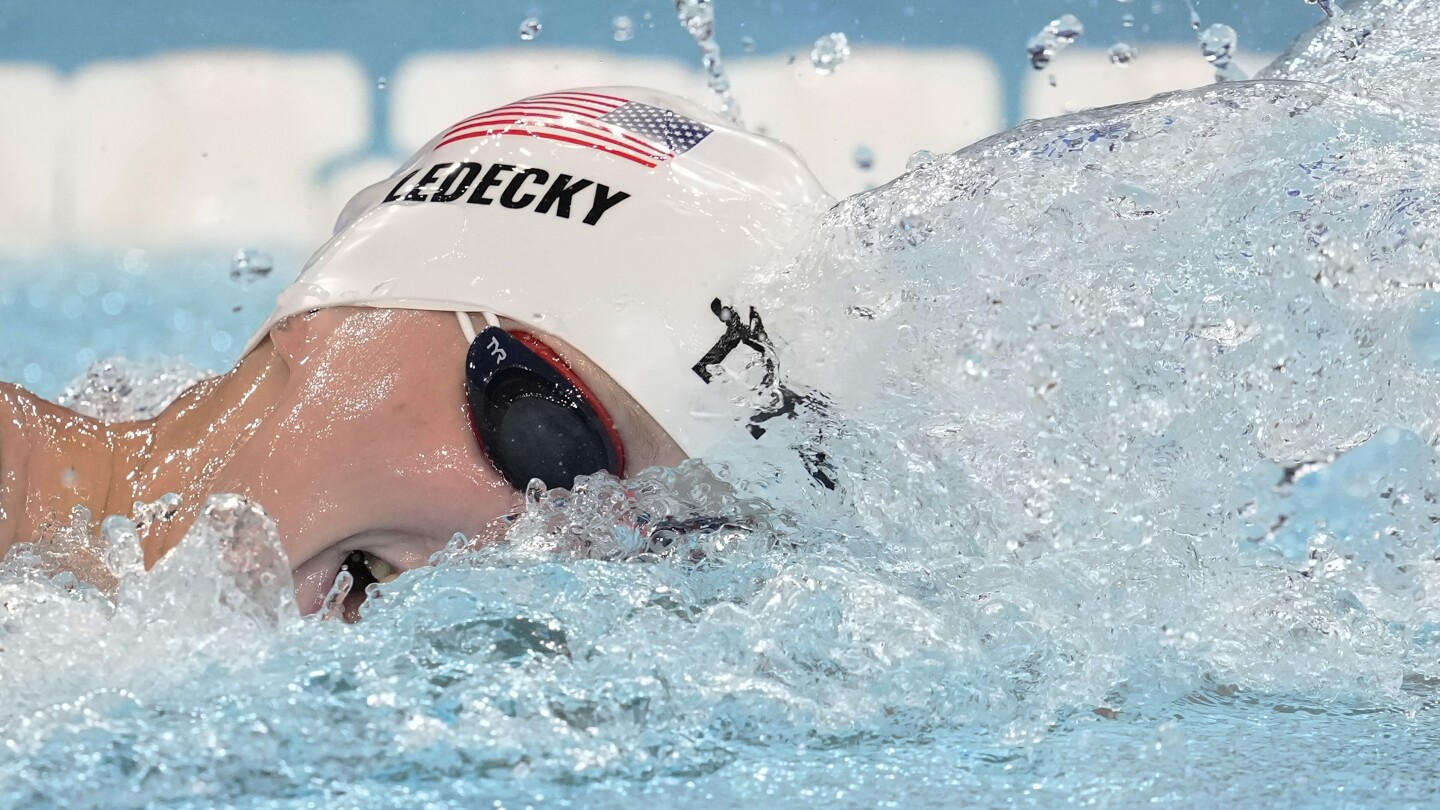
[246,86,832,456]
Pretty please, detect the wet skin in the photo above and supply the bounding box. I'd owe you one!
[0,307,685,614]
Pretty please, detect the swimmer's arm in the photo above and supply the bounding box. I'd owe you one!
[0,383,27,558]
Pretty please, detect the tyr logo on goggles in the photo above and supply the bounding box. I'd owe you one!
[465,325,625,491]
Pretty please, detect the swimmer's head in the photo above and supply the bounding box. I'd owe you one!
[247,86,832,456]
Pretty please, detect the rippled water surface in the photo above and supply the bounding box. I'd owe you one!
[7,1,1440,807]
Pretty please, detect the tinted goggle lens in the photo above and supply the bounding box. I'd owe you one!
[465,327,624,490]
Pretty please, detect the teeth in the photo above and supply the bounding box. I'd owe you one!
[366,553,400,584]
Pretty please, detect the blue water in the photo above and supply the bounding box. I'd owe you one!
[7,1,1440,807]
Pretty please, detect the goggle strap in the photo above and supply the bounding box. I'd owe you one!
[456,311,503,344]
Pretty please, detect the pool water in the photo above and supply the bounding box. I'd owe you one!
[5,1,1440,807]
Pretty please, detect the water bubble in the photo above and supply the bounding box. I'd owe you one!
[1122,13,1136,27]
[810,32,851,75]
[518,16,542,41]
[741,34,755,52]
[230,249,273,284]
[854,145,875,171]
[1027,14,1084,70]
[375,75,387,90]
[906,149,936,171]
[1109,42,1139,66]
[612,15,634,42]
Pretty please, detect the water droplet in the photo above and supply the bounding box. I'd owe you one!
[674,0,740,121]
[518,17,542,41]
[1200,23,1237,73]
[741,35,755,52]
[230,249,274,284]
[675,0,714,40]
[1027,14,1084,70]
[612,15,634,42]
[1122,13,1136,27]
[811,32,850,75]
[1053,14,1084,43]
[376,75,387,90]
[906,149,936,171]
[101,515,145,580]
[854,145,875,170]
[1109,42,1138,66]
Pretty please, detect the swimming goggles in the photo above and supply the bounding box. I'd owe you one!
[459,312,625,490]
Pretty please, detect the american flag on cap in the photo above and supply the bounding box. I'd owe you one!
[435,91,714,169]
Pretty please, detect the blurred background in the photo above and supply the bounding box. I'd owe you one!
[0,0,1321,395]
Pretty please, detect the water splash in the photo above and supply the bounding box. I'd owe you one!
[674,0,740,122]
[58,356,209,422]
[9,0,1440,806]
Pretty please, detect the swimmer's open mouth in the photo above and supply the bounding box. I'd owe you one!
[293,536,407,622]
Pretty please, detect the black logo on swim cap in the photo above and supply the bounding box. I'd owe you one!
[691,299,772,384]
[693,298,837,490]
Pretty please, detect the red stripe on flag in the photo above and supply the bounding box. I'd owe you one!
[446,100,618,132]
[435,129,660,168]
[440,118,669,162]
[443,113,668,159]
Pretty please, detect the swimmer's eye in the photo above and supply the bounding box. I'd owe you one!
[339,549,400,622]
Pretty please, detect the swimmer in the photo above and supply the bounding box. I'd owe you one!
[0,87,831,615]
